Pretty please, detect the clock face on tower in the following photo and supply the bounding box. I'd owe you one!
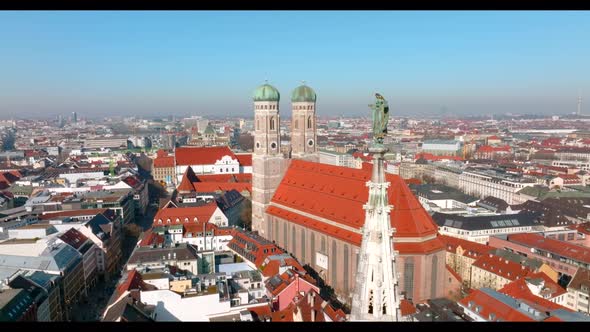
[271,142,277,150]
[308,139,314,147]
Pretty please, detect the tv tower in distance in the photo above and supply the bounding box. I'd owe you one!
[578,90,582,116]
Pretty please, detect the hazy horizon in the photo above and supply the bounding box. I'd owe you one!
[0,11,589,119]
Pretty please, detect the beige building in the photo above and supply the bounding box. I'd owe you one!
[565,267,590,314]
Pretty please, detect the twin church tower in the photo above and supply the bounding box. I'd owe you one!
[251,82,320,237]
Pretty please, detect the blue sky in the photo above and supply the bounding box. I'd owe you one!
[0,11,589,119]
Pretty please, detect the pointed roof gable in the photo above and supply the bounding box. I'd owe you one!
[177,166,198,192]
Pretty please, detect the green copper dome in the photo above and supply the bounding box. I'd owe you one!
[291,84,317,103]
[253,83,280,102]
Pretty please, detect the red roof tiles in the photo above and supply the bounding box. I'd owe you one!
[270,160,441,240]
[400,299,417,317]
[235,154,252,167]
[459,289,533,321]
[153,155,174,168]
[153,202,218,225]
[472,253,532,281]
[58,228,90,250]
[439,235,494,258]
[174,146,237,166]
[499,272,567,305]
[507,233,590,265]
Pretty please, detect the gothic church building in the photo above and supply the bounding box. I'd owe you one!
[251,83,446,304]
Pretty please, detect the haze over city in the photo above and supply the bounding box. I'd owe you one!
[0,10,589,119]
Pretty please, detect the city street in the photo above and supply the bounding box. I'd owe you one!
[69,206,157,321]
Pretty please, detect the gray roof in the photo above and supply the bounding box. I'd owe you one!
[409,183,478,204]
[550,309,590,322]
[432,212,540,231]
[127,243,199,265]
[490,248,543,270]
[0,242,81,274]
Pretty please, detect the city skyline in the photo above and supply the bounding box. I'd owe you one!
[0,11,589,118]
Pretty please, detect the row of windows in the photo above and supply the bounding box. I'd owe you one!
[255,104,277,110]
[294,105,314,110]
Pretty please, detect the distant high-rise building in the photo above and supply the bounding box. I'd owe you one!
[578,91,583,116]
[72,111,78,123]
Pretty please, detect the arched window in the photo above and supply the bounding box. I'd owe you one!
[267,218,272,239]
[343,244,349,289]
[431,255,439,299]
[404,258,415,300]
[331,241,338,287]
[270,117,275,130]
[321,236,326,253]
[294,120,298,130]
[301,229,306,262]
[256,119,259,130]
[307,116,312,129]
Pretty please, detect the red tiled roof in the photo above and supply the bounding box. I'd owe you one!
[508,233,590,265]
[138,229,166,247]
[153,202,218,225]
[174,146,237,166]
[499,272,567,304]
[394,239,448,255]
[488,135,500,140]
[569,222,590,235]
[270,160,441,240]
[115,270,156,299]
[153,156,174,168]
[400,299,417,317]
[194,173,252,183]
[58,228,90,250]
[260,256,305,278]
[476,145,512,153]
[177,167,198,192]
[248,304,273,321]
[439,235,494,258]
[235,154,252,167]
[472,253,532,281]
[459,289,533,321]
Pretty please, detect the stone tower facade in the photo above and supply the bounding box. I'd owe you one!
[290,84,319,162]
[251,83,289,237]
[350,146,403,321]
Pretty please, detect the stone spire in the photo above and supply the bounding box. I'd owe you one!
[350,145,402,321]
